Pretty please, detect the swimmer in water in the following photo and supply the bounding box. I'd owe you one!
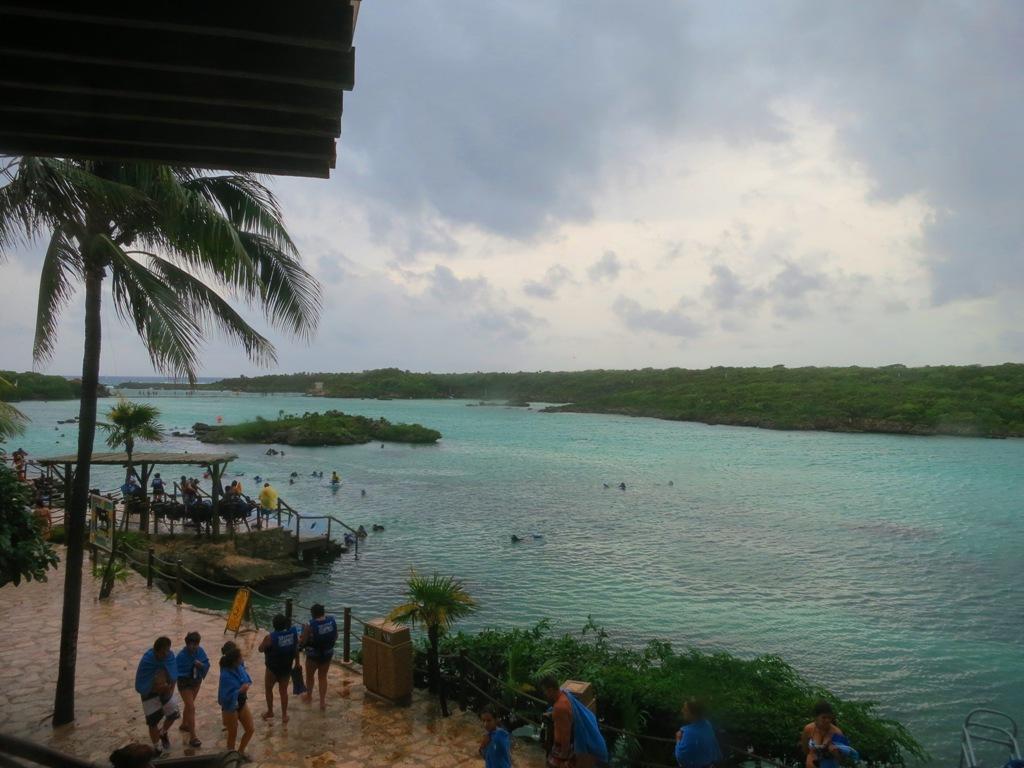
[360,489,366,497]
[618,482,626,490]
[330,472,340,485]
[511,535,522,543]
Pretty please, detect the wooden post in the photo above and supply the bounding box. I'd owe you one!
[276,501,282,528]
[285,598,293,624]
[327,517,332,541]
[147,547,155,588]
[457,649,468,711]
[175,558,183,606]
[343,607,351,663]
[210,463,222,537]
[63,462,72,532]
[294,512,301,558]
[354,533,359,560]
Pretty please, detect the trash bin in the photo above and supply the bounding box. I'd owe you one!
[362,618,413,705]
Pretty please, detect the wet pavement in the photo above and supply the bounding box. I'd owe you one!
[0,555,545,768]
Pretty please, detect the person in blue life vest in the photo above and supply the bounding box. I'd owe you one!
[478,705,512,768]
[217,642,254,759]
[259,613,299,722]
[151,473,165,501]
[134,636,179,755]
[300,603,337,711]
[675,699,723,768]
[174,631,210,749]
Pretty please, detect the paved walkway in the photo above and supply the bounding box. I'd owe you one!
[0,555,544,768]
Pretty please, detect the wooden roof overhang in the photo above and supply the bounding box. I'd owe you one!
[0,1,359,178]
[35,451,237,468]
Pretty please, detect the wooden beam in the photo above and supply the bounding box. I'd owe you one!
[0,111,337,160]
[0,134,333,178]
[0,15,356,90]
[0,0,356,52]
[0,87,342,137]
[0,54,344,117]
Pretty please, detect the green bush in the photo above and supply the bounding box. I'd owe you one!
[0,463,59,586]
[428,621,926,766]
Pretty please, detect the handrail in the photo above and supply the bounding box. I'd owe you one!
[0,732,98,768]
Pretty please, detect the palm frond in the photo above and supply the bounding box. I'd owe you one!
[144,254,276,366]
[237,231,321,339]
[182,174,296,252]
[33,227,81,364]
[0,400,27,441]
[102,237,203,382]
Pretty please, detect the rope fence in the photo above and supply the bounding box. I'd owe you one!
[93,529,797,768]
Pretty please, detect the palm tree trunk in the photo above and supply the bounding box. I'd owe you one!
[427,624,440,694]
[52,262,103,726]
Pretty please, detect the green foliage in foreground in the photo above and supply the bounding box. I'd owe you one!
[430,621,926,767]
[196,409,441,446]
[124,364,1024,438]
[0,370,107,402]
[0,463,58,587]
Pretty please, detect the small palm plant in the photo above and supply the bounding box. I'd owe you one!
[99,400,164,482]
[0,375,27,442]
[388,570,477,692]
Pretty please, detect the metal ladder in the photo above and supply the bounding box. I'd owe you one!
[960,709,1021,768]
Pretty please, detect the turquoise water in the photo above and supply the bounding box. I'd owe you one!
[12,394,1024,764]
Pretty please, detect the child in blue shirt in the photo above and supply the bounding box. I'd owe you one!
[478,706,512,768]
[174,631,209,748]
[259,613,299,723]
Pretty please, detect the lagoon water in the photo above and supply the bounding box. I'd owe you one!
[13,393,1024,764]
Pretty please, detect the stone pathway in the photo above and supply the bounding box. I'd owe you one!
[0,555,545,768]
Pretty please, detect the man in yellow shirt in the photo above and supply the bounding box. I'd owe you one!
[258,483,278,523]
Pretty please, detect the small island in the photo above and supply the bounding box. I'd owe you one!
[193,409,442,446]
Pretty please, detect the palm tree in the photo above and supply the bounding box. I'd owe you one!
[99,400,164,482]
[388,570,477,693]
[0,157,320,726]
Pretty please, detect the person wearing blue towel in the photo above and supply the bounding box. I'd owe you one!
[674,699,722,768]
[300,603,337,711]
[134,636,179,755]
[800,700,852,768]
[478,705,512,768]
[259,613,299,723]
[217,643,254,759]
[540,676,608,767]
[175,631,210,748]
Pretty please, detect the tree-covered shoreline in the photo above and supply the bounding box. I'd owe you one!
[0,371,109,402]
[118,364,1024,438]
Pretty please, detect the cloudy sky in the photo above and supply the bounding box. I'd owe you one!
[2,1,1022,378]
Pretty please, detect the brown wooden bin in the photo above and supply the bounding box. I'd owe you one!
[362,618,413,705]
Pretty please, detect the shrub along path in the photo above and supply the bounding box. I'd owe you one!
[0,554,543,768]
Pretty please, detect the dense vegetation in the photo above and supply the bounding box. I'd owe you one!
[122,365,1024,438]
[194,409,441,446]
[428,621,925,767]
[0,371,108,402]
[0,462,59,587]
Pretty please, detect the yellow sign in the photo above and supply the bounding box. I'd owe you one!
[225,588,251,634]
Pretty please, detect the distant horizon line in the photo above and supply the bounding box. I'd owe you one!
[44,360,1024,382]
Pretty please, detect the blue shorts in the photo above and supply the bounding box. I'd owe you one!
[306,648,334,663]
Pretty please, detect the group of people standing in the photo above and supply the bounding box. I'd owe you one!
[477,684,855,768]
[131,604,338,761]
